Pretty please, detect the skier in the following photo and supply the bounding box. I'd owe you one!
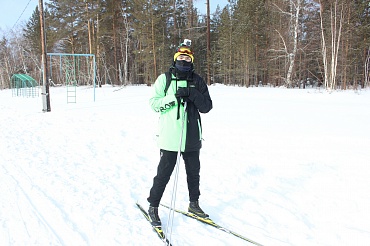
[147,40,213,226]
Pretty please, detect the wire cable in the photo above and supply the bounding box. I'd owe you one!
[12,0,33,30]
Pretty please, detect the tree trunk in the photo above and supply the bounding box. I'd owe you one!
[319,0,344,91]
[286,0,301,88]
[150,0,157,80]
[364,46,370,88]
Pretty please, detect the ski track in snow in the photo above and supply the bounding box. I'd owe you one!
[1,85,370,245]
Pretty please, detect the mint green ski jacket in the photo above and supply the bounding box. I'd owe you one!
[150,72,212,152]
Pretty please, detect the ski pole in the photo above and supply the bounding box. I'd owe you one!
[166,101,187,244]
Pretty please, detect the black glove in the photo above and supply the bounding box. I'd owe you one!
[175,87,189,98]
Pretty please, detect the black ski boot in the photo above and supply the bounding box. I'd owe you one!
[148,206,161,227]
[188,201,209,218]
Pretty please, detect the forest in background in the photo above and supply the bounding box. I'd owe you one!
[0,0,369,90]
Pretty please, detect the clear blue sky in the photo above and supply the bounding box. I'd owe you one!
[0,0,227,31]
[195,0,228,14]
[0,0,40,31]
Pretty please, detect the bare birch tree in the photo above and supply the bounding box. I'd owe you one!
[365,46,370,88]
[120,11,130,85]
[319,0,344,90]
[287,0,301,87]
[272,0,302,87]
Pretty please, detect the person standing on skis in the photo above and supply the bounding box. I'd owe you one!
[147,39,213,226]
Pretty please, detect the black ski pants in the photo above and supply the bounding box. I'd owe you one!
[147,149,201,207]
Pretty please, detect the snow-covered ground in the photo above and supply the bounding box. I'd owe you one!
[1,84,370,246]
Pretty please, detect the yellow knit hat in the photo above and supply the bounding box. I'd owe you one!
[174,45,194,62]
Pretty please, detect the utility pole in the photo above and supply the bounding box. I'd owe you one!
[39,0,51,112]
[206,0,211,85]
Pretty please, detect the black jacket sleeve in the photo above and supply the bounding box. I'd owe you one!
[188,75,213,114]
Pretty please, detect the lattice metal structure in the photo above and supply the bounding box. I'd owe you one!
[47,53,96,103]
[11,74,40,98]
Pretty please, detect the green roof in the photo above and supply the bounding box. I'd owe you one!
[11,74,38,87]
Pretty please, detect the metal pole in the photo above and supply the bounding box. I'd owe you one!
[39,0,51,112]
[94,54,96,102]
[166,102,188,244]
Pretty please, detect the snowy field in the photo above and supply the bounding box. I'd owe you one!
[1,84,370,246]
